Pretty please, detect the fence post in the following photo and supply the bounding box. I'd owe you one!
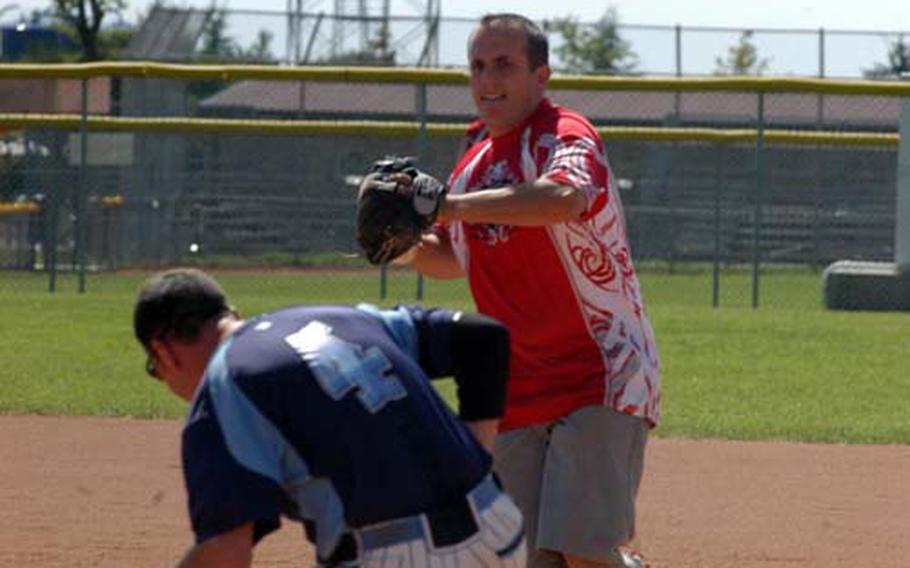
[713,143,723,308]
[813,28,827,269]
[896,98,910,274]
[76,78,89,293]
[415,82,428,300]
[46,161,58,292]
[670,51,683,275]
[818,27,825,78]
[751,92,765,308]
[816,28,826,129]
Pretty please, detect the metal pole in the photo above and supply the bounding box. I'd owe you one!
[896,99,910,274]
[432,0,439,66]
[751,93,765,309]
[816,28,825,128]
[294,0,303,64]
[303,12,324,64]
[668,24,683,277]
[77,78,88,293]
[818,27,825,78]
[675,24,682,77]
[358,0,368,53]
[415,82,428,300]
[713,144,723,308]
[332,0,342,60]
[415,269,425,300]
[673,24,682,121]
[47,155,57,293]
[284,0,294,65]
[285,0,293,64]
[814,28,826,269]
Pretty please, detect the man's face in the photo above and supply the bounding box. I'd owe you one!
[145,338,203,402]
[469,25,550,137]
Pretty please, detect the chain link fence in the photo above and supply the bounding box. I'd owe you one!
[128,7,910,79]
[0,68,906,308]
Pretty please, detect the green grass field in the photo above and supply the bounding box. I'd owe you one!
[1,266,908,444]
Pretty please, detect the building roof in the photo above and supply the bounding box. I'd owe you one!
[199,79,904,130]
[126,6,209,60]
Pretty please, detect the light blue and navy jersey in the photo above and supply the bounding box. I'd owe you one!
[181,304,491,558]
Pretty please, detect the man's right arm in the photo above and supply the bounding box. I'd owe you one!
[408,177,586,277]
[439,177,586,226]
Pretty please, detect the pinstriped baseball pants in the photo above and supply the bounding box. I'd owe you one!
[324,476,526,568]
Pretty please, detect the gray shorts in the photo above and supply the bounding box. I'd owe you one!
[493,405,648,566]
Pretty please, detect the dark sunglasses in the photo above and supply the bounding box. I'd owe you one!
[140,305,231,381]
[143,331,170,381]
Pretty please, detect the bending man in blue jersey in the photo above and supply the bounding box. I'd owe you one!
[133,268,526,568]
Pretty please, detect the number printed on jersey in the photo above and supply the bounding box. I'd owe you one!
[284,321,407,413]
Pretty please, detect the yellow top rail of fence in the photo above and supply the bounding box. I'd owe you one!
[3,62,910,97]
[0,113,898,147]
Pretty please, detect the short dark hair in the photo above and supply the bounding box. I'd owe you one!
[133,268,231,348]
[475,13,549,70]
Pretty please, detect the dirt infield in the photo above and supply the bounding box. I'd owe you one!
[0,415,907,567]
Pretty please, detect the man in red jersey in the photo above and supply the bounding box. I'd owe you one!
[401,13,660,568]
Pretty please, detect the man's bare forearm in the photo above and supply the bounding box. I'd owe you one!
[412,233,465,279]
[465,419,499,453]
[176,525,254,568]
[439,179,586,226]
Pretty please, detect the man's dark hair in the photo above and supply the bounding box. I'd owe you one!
[475,13,549,70]
[133,268,231,348]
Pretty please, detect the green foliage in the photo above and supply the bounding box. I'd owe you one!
[46,23,135,62]
[197,5,276,63]
[246,30,276,63]
[864,35,910,79]
[714,31,769,76]
[543,8,637,75]
[198,5,239,60]
[189,5,277,104]
[1,268,908,444]
[97,26,135,60]
[324,49,396,66]
[53,0,126,61]
[319,24,396,66]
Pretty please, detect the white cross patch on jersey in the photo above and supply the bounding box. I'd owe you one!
[285,321,407,413]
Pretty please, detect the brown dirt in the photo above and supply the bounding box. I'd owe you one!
[0,415,907,567]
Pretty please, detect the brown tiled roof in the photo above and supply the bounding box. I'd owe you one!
[200,80,902,129]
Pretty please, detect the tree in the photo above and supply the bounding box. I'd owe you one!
[864,35,910,79]
[714,31,769,76]
[97,26,134,59]
[189,7,276,103]
[198,4,240,61]
[243,29,275,63]
[543,8,637,75]
[53,0,126,61]
[321,25,395,66]
[197,5,275,63]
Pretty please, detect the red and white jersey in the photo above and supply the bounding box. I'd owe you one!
[444,99,660,430]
